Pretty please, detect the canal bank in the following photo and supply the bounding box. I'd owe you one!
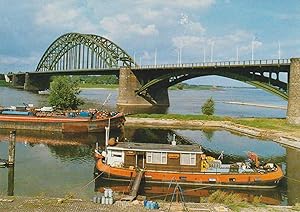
[126,117,300,150]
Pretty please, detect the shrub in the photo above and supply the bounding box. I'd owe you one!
[201,97,215,115]
[48,76,84,110]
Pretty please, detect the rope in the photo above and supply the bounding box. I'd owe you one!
[77,171,104,191]
[148,184,213,200]
[167,183,189,212]
[63,162,110,201]
[283,175,300,184]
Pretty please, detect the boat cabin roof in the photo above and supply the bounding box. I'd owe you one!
[107,142,203,154]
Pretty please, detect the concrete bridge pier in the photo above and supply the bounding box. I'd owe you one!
[117,67,169,114]
[24,73,51,91]
[11,74,25,88]
[287,58,300,125]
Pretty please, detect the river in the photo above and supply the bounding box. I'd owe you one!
[0,87,298,205]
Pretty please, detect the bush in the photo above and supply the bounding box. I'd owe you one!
[48,76,84,110]
[201,97,215,115]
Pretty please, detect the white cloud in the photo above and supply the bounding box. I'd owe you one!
[139,0,215,9]
[189,22,206,34]
[35,2,80,27]
[141,51,152,60]
[35,1,98,33]
[99,14,159,40]
[172,36,205,49]
[171,29,265,61]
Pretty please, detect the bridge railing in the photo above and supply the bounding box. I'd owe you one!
[138,59,290,69]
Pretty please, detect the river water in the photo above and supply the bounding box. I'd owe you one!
[0,87,299,205]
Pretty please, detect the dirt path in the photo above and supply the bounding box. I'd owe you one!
[126,117,300,150]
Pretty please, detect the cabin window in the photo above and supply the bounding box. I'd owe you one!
[146,152,152,163]
[111,150,122,158]
[180,153,196,165]
[146,152,167,164]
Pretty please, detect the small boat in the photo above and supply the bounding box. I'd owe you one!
[94,135,283,189]
[0,158,8,167]
[38,89,50,95]
[0,106,125,133]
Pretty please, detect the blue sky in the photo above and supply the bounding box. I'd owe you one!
[0,0,299,85]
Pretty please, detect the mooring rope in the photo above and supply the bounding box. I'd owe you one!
[78,171,104,191]
[64,163,110,201]
[283,175,300,184]
[148,184,214,200]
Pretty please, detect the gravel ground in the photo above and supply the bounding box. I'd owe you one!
[0,196,297,212]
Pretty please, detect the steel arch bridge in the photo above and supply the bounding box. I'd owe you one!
[132,61,290,102]
[33,32,289,101]
[36,32,135,72]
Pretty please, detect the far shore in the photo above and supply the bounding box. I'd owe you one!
[80,87,118,90]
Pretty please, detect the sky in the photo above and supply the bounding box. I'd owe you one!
[0,0,299,86]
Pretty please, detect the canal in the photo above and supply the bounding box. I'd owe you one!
[0,87,298,205]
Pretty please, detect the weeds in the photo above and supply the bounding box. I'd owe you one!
[293,203,300,211]
[251,196,262,206]
[207,190,249,211]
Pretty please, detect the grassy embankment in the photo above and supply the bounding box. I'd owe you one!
[0,80,9,87]
[130,113,300,136]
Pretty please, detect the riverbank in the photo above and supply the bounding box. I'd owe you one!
[126,116,300,149]
[0,196,297,212]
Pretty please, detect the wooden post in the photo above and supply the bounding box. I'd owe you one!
[7,166,15,196]
[8,130,16,166]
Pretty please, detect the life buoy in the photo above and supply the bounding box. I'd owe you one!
[201,160,208,170]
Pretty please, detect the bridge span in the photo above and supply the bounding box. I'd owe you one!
[5,32,300,124]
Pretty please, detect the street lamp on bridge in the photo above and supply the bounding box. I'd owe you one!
[210,41,214,62]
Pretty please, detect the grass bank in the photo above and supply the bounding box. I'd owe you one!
[0,80,9,87]
[129,114,300,136]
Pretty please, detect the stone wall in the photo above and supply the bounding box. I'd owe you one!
[287,58,300,124]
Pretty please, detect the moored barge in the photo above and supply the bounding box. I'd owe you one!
[95,142,283,189]
[0,106,125,133]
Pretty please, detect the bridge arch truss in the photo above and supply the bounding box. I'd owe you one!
[36,33,135,72]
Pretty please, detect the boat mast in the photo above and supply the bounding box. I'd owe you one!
[104,118,111,164]
[100,93,111,111]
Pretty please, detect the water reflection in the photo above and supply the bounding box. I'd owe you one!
[47,145,94,163]
[7,166,14,196]
[0,127,298,205]
[202,129,215,142]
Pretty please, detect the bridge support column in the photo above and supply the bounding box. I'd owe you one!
[11,74,25,88]
[117,67,169,114]
[287,58,300,125]
[24,73,51,91]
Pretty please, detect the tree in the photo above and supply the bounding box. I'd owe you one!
[201,97,215,115]
[48,76,84,110]
[176,83,184,90]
